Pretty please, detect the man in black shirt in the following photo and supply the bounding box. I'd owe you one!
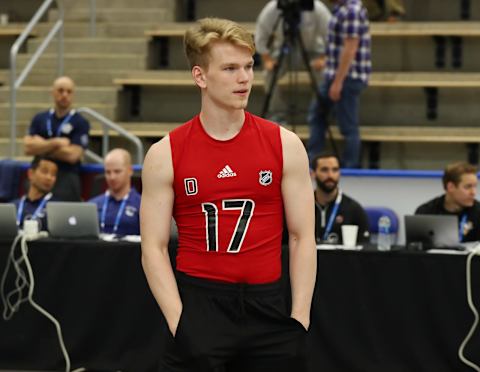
[415,161,480,242]
[312,153,369,244]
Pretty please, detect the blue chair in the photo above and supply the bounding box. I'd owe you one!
[364,206,399,244]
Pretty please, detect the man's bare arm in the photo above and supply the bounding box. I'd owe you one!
[280,127,317,330]
[23,135,69,156]
[48,143,84,164]
[140,136,183,336]
[329,37,360,101]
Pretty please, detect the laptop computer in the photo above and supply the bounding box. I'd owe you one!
[0,204,18,239]
[404,214,461,249]
[46,202,100,239]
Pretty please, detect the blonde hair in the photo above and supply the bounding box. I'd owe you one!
[184,17,255,69]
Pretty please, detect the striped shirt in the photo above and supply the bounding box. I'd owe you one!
[324,0,371,83]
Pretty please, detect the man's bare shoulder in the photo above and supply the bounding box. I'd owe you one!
[279,126,310,175]
[146,135,170,156]
[279,126,305,152]
[143,135,172,173]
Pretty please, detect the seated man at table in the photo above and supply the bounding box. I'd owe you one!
[12,156,58,230]
[89,148,141,236]
[415,161,480,242]
[312,152,369,244]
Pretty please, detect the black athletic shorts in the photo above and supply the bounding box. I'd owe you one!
[160,271,309,372]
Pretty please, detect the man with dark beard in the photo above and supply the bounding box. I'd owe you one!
[312,153,369,244]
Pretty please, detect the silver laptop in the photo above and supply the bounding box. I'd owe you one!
[404,215,460,248]
[46,202,100,239]
[0,204,18,239]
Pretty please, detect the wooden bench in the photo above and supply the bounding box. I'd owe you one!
[145,21,480,38]
[0,24,37,38]
[0,26,35,38]
[145,21,480,69]
[90,123,480,168]
[371,22,480,37]
[114,71,480,119]
[114,71,480,88]
[90,123,480,143]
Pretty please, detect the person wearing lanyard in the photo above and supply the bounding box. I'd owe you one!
[415,161,480,243]
[311,152,370,244]
[23,76,90,202]
[88,148,141,236]
[12,156,58,230]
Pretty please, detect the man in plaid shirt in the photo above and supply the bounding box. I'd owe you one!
[308,0,371,168]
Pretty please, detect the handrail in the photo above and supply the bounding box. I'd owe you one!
[89,0,96,37]
[76,107,144,164]
[9,0,64,158]
[85,149,104,164]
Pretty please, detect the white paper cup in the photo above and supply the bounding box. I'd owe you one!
[341,225,358,248]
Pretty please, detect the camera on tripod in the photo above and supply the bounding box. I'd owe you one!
[277,0,314,30]
[277,0,314,11]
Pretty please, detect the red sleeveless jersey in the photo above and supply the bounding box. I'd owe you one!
[169,112,284,284]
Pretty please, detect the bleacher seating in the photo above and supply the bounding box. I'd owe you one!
[0,23,37,76]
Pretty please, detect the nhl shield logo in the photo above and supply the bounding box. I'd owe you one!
[259,170,272,186]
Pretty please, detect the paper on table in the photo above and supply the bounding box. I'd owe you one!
[122,235,141,243]
[317,244,362,250]
[427,249,469,255]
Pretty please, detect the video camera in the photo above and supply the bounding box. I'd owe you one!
[277,0,314,29]
[277,0,314,12]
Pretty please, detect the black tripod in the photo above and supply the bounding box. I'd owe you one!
[261,12,338,157]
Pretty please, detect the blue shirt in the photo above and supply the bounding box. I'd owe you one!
[324,0,372,83]
[88,188,141,236]
[12,193,55,230]
[29,109,90,173]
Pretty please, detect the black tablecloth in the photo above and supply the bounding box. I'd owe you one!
[0,239,479,372]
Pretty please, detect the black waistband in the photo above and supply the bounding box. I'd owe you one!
[176,271,282,295]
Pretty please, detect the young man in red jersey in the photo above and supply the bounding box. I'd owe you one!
[140,18,316,372]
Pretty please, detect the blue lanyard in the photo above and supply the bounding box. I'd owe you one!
[322,190,343,241]
[100,191,130,233]
[16,192,52,226]
[459,213,468,242]
[46,109,75,138]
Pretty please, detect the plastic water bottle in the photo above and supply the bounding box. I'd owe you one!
[377,215,391,251]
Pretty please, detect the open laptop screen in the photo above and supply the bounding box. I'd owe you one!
[404,214,459,248]
[46,202,100,239]
[0,204,18,239]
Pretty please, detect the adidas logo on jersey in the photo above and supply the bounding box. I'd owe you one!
[217,165,237,178]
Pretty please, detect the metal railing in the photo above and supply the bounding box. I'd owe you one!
[77,107,144,164]
[7,0,144,165]
[9,0,64,158]
[89,0,97,37]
